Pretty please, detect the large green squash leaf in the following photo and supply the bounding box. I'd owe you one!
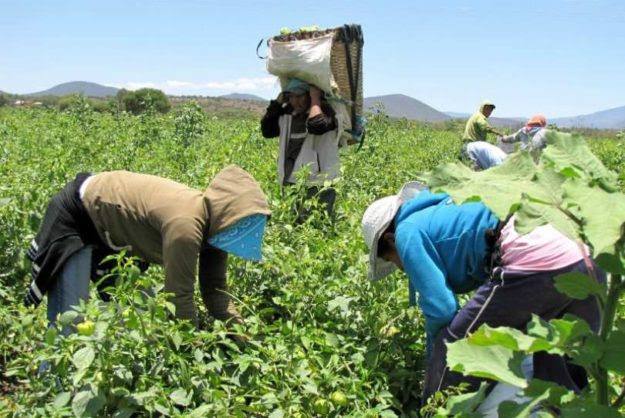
[562,180,625,257]
[594,245,625,275]
[554,272,604,301]
[468,324,552,353]
[541,131,618,189]
[421,152,539,219]
[512,169,581,239]
[514,196,580,240]
[446,338,528,388]
[421,131,625,265]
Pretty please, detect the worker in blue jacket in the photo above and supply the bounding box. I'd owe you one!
[362,182,603,404]
[363,183,498,357]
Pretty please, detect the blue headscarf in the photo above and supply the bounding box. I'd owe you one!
[284,78,310,94]
[208,214,267,261]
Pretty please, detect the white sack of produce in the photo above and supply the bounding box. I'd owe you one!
[267,33,337,95]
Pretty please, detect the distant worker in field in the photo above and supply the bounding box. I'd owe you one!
[361,183,604,406]
[261,78,340,218]
[463,140,508,170]
[461,100,507,170]
[463,99,504,143]
[500,114,548,160]
[24,166,271,337]
[461,100,507,171]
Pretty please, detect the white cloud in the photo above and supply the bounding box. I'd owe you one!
[165,80,194,88]
[119,81,157,90]
[115,77,278,93]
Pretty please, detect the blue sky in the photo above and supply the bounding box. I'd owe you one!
[2,0,624,117]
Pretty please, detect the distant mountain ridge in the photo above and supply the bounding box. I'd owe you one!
[445,111,471,118]
[551,105,625,130]
[363,95,521,127]
[364,94,451,122]
[27,81,119,97]
[445,107,625,130]
[219,93,266,102]
[8,81,625,129]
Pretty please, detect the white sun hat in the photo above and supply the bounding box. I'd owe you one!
[362,181,428,281]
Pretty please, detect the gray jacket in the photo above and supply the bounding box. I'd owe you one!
[501,127,548,152]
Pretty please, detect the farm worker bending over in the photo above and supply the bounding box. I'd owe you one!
[463,141,508,170]
[500,114,548,160]
[261,78,340,217]
[361,183,604,404]
[24,165,271,336]
[461,100,507,170]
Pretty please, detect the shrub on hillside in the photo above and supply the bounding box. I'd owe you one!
[58,94,91,112]
[36,95,61,108]
[118,88,171,115]
[57,94,114,114]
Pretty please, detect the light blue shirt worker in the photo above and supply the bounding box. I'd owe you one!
[394,191,498,357]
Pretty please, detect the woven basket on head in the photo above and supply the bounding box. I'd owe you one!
[270,25,363,114]
[330,29,363,115]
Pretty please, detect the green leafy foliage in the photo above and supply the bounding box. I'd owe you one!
[0,106,466,416]
[117,88,171,115]
[554,272,605,301]
[431,382,488,417]
[425,130,625,414]
[174,101,206,147]
[57,94,113,114]
[1,106,623,416]
[600,328,625,374]
[447,339,528,387]
[541,132,618,190]
[421,130,625,273]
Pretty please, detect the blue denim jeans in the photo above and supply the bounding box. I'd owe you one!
[46,246,92,336]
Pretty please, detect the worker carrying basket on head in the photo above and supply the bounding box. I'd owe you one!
[258,24,365,219]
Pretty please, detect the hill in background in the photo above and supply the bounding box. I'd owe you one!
[364,94,451,122]
[169,96,268,117]
[6,81,625,129]
[447,108,625,130]
[219,93,267,102]
[487,117,525,129]
[446,111,525,129]
[552,105,625,130]
[27,81,119,97]
[445,111,471,118]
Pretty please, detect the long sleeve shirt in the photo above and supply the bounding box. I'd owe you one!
[394,192,499,357]
[462,112,500,143]
[260,99,338,184]
[260,100,337,139]
[501,127,548,152]
[81,167,271,324]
